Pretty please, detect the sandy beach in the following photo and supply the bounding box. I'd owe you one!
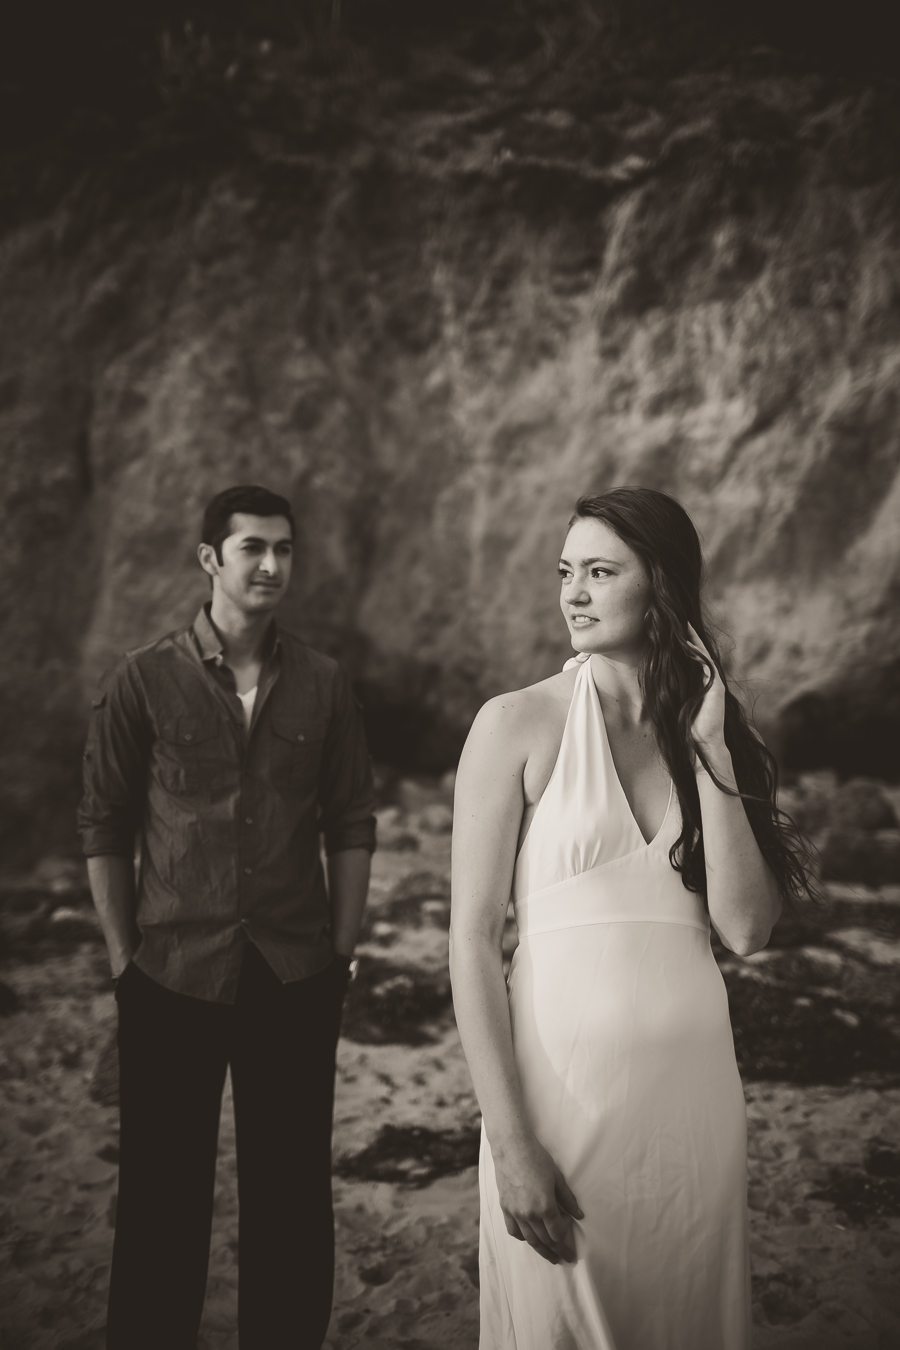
[1,785,899,1349]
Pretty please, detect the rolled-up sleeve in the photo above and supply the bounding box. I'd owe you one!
[318,667,377,856]
[77,656,151,858]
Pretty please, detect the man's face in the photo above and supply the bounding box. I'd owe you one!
[205,513,294,615]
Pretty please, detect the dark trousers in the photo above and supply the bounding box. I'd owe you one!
[107,944,347,1350]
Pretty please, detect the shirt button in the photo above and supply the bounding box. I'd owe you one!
[245,817,253,826]
[241,918,249,926]
[183,733,193,742]
[244,867,252,875]
[296,733,305,742]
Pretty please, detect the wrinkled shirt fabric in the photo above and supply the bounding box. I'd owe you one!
[78,604,376,1003]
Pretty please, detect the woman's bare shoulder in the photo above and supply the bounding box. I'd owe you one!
[467,669,576,747]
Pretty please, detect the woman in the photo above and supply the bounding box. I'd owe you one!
[449,488,814,1350]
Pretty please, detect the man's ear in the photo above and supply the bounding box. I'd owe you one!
[198,543,219,579]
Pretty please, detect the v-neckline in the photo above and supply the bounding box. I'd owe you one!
[587,658,673,850]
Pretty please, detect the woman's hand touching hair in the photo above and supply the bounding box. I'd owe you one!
[685,621,727,766]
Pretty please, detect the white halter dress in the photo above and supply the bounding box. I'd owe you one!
[478,655,751,1350]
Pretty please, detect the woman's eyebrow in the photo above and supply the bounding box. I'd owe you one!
[558,555,620,567]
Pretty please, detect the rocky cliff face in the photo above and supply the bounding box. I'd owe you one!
[2,51,899,860]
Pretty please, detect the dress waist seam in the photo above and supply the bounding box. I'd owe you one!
[518,913,710,938]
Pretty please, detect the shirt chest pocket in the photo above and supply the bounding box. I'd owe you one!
[156,717,233,796]
[270,719,325,796]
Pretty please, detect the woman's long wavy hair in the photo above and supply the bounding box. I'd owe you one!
[571,488,817,906]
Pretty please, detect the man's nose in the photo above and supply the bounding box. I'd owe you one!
[258,551,277,574]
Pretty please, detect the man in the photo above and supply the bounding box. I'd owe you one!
[78,485,375,1350]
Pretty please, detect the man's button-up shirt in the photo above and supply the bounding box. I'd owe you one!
[77,604,376,1003]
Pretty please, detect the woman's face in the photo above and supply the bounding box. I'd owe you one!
[558,516,652,660]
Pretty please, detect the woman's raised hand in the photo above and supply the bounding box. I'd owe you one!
[685,621,728,760]
[494,1133,583,1265]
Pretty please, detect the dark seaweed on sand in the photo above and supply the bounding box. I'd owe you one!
[336,1124,481,1187]
[808,1139,900,1225]
[341,963,454,1046]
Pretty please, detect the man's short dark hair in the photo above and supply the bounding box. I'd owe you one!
[202,486,296,563]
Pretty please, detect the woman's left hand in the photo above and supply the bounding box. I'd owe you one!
[686,622,727,761]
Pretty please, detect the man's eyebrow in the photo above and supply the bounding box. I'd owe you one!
[238,535,293,546]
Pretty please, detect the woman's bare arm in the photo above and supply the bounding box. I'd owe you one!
[450,696,530,1151]
[696,750,782,955]
[450,693,582,1265]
